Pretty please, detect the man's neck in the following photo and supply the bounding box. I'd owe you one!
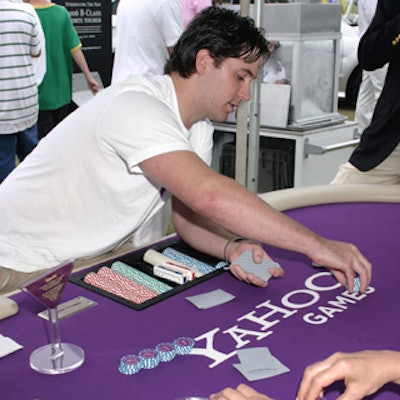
[171,72,204,130]
[30,0,51,6]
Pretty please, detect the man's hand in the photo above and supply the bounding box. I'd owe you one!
[226,239,284,287]
[297,351,400,400]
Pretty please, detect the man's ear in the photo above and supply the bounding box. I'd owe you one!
[195,49,213,75]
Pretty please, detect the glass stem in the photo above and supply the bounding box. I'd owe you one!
[46,307,64,360]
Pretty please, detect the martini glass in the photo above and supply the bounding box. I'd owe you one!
[22,261,85,374]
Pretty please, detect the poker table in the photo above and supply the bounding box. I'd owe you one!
[1,184,400,400]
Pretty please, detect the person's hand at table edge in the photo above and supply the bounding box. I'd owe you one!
[210,383,273,400]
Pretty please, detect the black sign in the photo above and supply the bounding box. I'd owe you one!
[57,1,112,87]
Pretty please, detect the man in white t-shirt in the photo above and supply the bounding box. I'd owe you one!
[0,7,371,296]
[111,0,183,84]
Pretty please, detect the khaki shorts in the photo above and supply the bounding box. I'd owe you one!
[0,267,48,296]
[331,144,400,185]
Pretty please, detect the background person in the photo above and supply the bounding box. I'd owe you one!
[111,0,183,83]
[182,0,212,29]
[0,0,43,183]
[13,0,47,165]
[354,0,388,134]
[30,0,99,139]
[331,0,400,185]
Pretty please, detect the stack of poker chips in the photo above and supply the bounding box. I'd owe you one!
[143,249,204,279]
[83,266,159,304]
[162,247,228,274]
[118,337,195,375]
[110,261,173,294]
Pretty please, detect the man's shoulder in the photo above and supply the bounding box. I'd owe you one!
[108,75,180,120]
[1,1,38,24]
[118,75,174,98]
[35,3,69,15]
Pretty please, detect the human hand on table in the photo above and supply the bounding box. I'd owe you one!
[296,350,400,400]
[309,237,372,293]
[210,383,273,400]
[225,240,284,287]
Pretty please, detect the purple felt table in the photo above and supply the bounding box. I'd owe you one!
[1,202,399,400]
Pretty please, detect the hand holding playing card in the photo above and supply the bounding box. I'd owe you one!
[230,250,284,287]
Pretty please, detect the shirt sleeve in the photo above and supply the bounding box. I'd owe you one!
[62,6,82,52]
[97,90,194,172]
[358,1,400,70]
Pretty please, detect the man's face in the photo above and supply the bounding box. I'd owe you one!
[201,56,262,123]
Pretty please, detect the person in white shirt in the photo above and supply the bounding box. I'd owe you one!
[0,7,371,297]
[111,0,183,83]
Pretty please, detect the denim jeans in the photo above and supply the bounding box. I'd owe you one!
[0,123,38,183]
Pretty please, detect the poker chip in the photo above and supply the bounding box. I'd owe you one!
[173,337,195,355]
[118,354,142,375]
[162,248,215,274]
[156,342,177,362]
[138,348,160,369]
[119,336,195,375]
[354,276,360,292]
[346,276,361,292]
[111,261,173,294]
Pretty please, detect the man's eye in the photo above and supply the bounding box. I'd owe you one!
[237,75,245,81]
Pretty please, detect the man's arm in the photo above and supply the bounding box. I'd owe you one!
[358,0,400,70]
[171,195,284,287]
[71,48,100,95]
[140,150,372,292]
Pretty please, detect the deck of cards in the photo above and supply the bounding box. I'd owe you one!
[232,251,281,282]
[234,347,290,381]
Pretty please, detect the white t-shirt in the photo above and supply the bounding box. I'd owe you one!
[112,0,183,84]
[358,0,378,37]
[12,0,46,84]
[0,75,214,272]
[0,0,42,134]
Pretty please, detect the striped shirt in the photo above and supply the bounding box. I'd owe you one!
[0,0,42,134]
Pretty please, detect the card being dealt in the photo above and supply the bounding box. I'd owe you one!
[231,251,281,282]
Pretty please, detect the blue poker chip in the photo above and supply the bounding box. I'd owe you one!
[118,354,142,375]
[173,337,195,355]
[138,348,160,369]
[346,276,361,292]
[156,342,176,362]
[354,276,360,292]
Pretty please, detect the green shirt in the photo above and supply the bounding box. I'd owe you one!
[35,3,81,110]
